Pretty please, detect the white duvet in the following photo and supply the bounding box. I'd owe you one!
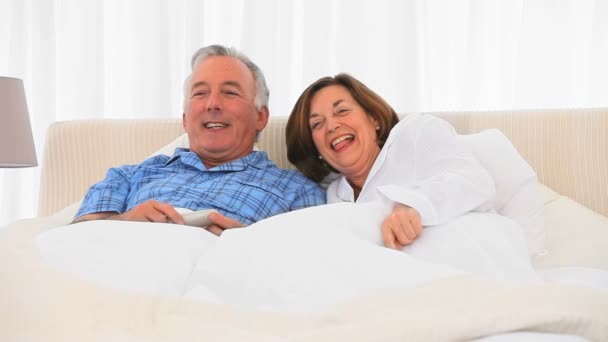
[1,202,606,341]
[36,202,539,313]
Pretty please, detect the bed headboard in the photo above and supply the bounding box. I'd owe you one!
[38,108,608,218]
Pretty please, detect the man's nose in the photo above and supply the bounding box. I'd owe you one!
[206,91,222,112]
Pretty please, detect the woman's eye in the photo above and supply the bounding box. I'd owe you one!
[337,108,348,114]
[310,121,321,130]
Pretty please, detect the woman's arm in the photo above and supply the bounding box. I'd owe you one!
[376,114,496,226]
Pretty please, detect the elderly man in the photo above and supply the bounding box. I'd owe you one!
[73,44,325,235]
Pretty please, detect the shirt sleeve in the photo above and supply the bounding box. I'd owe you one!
[74,165,137,220]
[290,180,327,211]
[376,115,496,226]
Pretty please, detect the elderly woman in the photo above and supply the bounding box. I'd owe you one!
[286,74,497,250]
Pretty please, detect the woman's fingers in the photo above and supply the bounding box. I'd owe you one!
[392,220,413,246]
[381,221,397,249]
[382,204,423,249]
[382,219,408,250]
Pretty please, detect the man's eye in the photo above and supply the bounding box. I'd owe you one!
[193,91,208,97]
[225,90,239,96]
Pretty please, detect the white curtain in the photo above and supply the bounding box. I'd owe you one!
[1,0,607,226]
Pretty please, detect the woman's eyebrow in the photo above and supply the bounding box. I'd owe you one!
[309,99,346,119]
[332,99,344,108]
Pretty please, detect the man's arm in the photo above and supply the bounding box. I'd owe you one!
[72,211,117,223]
[73,165,135,222]
[72,200,185,225]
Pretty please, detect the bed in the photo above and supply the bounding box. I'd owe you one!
[1,108,607,341]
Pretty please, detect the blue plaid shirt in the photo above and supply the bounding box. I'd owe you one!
[75,149,325,224]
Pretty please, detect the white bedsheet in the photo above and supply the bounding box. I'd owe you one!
[474,332,589,342]
[36,202,542,313]
[538,266,608,291]
[36,221,217,296]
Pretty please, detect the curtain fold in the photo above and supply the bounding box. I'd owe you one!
[1,0,607,225]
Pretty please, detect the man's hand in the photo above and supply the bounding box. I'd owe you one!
[112,200,184,224]
[381,203,422,250]
[205,212,245,236]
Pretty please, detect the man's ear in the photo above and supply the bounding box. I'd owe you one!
[182,112,187,131]
[255,105,270,132]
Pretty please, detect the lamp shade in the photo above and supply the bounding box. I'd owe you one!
[0,76,38,167]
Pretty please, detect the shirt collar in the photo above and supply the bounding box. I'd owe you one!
[166,148,273,171]
[336,175,356,202]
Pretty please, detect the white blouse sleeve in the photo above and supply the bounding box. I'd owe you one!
[375,115,496,226]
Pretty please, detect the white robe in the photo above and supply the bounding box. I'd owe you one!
[326,114,538,283]
[327,113,497,226]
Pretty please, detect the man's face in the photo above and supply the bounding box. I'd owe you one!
[183,56,269,168]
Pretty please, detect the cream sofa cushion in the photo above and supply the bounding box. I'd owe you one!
[534,184,608,270]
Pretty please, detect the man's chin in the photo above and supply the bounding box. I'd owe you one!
[195,147,254,165]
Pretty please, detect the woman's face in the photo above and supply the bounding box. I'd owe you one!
[308,85,381,179]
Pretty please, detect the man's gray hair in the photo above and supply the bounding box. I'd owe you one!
[183,44,270,111]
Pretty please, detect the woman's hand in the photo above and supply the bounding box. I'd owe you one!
[381,203,422,250]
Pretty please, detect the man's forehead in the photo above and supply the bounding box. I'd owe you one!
[191,57,255,88]
[195,57,250,76]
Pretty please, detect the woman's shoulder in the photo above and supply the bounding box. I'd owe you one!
[397,112,449,128]
[389,113,455,140]
[384,113,439,145]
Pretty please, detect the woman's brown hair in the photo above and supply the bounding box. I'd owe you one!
[286,73,400,182]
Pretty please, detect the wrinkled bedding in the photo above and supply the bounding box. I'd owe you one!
[1,202,607,341]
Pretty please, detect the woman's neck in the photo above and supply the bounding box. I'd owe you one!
[346,171,368,201]
[343,145,380,200]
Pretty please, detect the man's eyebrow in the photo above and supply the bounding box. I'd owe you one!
[191,81,207,90]
[223,80,244,89]
[190,80,244,90]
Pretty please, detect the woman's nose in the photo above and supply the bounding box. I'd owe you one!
[327,118,340,132]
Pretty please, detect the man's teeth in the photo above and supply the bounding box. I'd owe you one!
[205,122,228,128]
[331,135,354,148]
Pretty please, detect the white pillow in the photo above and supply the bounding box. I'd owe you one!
[457,129,545,256]
[152,133,189,156]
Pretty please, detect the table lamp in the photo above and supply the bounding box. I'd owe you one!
[0,76,37,167]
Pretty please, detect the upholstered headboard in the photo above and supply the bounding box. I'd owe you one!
[38,108,608,218]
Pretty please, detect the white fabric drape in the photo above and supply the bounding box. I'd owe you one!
[1,0,607,226]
